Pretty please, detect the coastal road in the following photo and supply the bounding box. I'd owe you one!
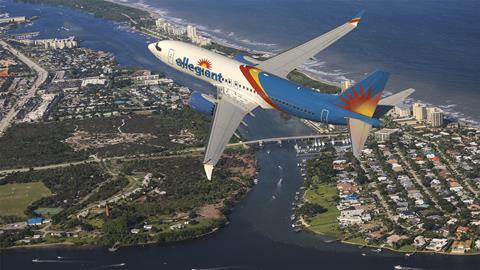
[0,40,48,136]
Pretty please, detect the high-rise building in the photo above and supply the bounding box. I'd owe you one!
[427,107,444,127]
[413,102,427,121]
[341,80,353,92]
[155,18,165,28]
[186,25,197,41]
[394,105,411,118]
[374,128,400,142]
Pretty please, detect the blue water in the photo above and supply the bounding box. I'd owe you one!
[140,0,480,122]
[1,1,480,269]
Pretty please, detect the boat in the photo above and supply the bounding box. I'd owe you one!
[32,258,40,263]
[361,253,366,256]
[253,178,259,185]
[290,214,296,221]
[108,241,120,252]
[394,266,404,270]
[371,248,382,253]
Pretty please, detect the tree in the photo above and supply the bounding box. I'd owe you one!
[103,216,127,246]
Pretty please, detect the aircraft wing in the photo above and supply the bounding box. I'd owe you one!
[257,11,363,78]
[203,89,257,180]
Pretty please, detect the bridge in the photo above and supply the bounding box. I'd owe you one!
[228,132,348,147]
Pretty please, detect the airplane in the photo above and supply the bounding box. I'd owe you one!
[148,12,415,180]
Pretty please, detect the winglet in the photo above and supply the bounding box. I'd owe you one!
[349,10,364,26]
[204,163,214,180]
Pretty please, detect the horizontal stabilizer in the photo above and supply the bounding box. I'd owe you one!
[374,88,415,118]
[348,118,371,158]
[379,88,415,106]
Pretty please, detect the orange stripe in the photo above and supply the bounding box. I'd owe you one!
[350,18,361,23]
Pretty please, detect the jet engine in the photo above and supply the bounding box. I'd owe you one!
[188,91,216,116]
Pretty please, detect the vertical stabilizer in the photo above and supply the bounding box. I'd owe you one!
[348,118,371,158]
[336,70,389,118]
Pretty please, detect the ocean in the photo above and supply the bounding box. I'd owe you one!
[134,0,480,123]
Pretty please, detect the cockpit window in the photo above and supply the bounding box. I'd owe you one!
[155,43,162,52]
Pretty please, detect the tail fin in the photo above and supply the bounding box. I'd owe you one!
[336,70,390,118]
[337,70,389,159]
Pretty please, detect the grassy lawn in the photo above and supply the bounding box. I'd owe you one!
[0,182,52,217]
[397,244,417,252]
[345,237,367,245]
[34,207,63,216]
[304,184,341,237]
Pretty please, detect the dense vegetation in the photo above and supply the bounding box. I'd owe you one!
[305,149,337,186]
[0,109,210,169]
[1,164,110,214]
[16,0,150,22]
[120,156,250,214]
[297,202,327,218]
[287,70,340,94]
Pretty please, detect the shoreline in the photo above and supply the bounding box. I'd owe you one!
[2,226,221,252]
[108,0,480,127]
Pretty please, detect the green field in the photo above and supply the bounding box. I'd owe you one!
[34,207,63,216]
[304,184,341,237]
[0,182,52,217]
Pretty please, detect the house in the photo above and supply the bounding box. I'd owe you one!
[143,225,153,231]
[456,226,469,235]
[413,235,426,247]
[170,223,185,230]
[130,228,140,234]
[386,234,408,247]
[426,238,449,251]
[451,240,472,254]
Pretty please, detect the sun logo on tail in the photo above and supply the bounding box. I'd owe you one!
[337,85,381,117]
[197,59,212,69]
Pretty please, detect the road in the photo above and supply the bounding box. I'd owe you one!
[405,134,479,197]
[395,146,447,213]
[0,40,48,136]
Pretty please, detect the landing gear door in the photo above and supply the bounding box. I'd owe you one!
[168,49,175,65]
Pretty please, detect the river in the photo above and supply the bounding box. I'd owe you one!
[1,1,480,269]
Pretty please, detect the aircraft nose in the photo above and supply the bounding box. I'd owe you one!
[148,42,158,54]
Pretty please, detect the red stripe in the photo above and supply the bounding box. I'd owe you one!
[240,65,283,111]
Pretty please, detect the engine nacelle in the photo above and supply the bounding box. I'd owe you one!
[188,91,216,116]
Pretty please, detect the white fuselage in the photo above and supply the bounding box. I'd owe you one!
[148,40,271,108]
